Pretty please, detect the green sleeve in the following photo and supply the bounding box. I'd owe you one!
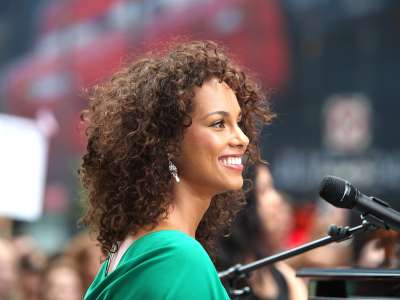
[107,241,230,299]
[84,232,230,300]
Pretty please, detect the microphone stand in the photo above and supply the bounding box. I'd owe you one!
[219,216,378,299]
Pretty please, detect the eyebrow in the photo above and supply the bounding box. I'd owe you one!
[202,110,242,120]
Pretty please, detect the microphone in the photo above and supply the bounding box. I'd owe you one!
[319,175,400,232]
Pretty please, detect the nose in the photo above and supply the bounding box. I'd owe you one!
[230,125,249,149]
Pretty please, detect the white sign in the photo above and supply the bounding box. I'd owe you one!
[0,113,48,221]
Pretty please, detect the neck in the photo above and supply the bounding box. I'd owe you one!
[158,178,214,237]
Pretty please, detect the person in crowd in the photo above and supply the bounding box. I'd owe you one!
[64,231,103,292]
[288,199,352,269]
[218,165,307,300]
[0,238,18,300]
[79,40,274,299]
[40,256,83,300]
[354,229,400,268]
[13,235,47,300]
[255,166,294,253]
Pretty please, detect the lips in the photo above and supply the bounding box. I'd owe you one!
[218,155,244,171]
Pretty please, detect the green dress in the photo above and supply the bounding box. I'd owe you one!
[84,230,230,299]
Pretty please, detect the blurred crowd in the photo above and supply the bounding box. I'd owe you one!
[217,164,400,300]
[1,165,400,300]
[0,231,102,300]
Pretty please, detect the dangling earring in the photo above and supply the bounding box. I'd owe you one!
[168,159,180,183]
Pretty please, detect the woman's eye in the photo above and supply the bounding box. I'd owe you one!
[211,120,225,128]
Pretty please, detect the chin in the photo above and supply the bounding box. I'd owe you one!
[223,177,244,192]
[213,167,244,193]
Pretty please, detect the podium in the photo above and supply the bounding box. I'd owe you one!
[297,268,400,299]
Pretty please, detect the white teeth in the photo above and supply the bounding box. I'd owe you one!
[220,157,241,166]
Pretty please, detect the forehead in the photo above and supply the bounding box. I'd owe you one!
[192,78,241,116]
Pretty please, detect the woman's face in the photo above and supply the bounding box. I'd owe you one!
[178,78,249,195]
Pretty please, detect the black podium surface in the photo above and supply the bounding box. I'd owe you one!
[297,268,400,299]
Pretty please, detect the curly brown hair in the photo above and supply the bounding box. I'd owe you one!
[79,40,274,257]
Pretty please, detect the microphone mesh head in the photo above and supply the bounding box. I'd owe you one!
[319,175,356,209]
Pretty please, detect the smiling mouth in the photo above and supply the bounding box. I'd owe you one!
[219,157,244,171]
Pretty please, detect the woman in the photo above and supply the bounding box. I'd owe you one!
[218,165,307,300]
[80,40,274,299]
